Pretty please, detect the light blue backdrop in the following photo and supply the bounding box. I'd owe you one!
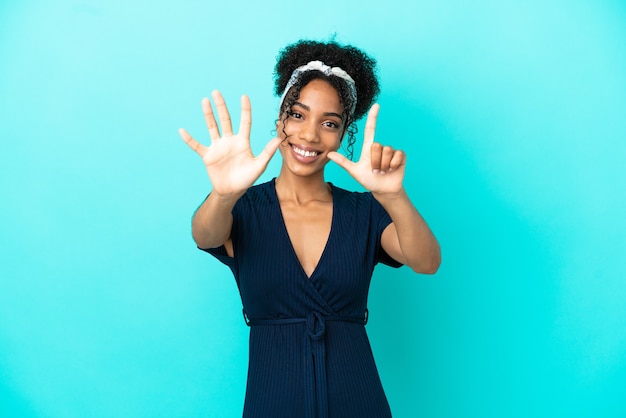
[1,0,625,417]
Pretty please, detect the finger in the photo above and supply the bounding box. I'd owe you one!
[179,128,207,155]
[326,151,357,177]
[328,151,355,175]
[389,149,405,171]
[370,142,383,173]
[202,98,220,141]
[212,90,233,136]
[380,145,395,173]
[239,95,252,139]
[361,104,380,158]
[251,137,281,178]
[255,137,282,167]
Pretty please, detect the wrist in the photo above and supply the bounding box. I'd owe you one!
[208,189,245,206]
[372,187,407,204]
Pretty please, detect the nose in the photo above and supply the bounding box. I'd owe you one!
[298,120,319,143]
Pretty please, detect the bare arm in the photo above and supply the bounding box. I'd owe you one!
[327,104,441,274]
[191,192,240,251]
[179,91,281,250]
[375,190,441,274]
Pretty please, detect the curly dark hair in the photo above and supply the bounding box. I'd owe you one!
[274,39,380,159]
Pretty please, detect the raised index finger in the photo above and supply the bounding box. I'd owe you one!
[361,104,380,157]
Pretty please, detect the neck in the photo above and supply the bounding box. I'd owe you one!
[275,169,331,204]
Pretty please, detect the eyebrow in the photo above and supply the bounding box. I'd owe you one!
[293,102,343,119]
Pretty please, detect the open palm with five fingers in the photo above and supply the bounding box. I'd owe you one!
[327,104,406,196]
[178,90,282,197]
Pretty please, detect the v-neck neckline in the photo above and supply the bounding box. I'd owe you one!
[271,178,336,280]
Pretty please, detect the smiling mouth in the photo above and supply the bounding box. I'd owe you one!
[291,144,321,158]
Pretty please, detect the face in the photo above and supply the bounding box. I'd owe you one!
[277,78,345,178]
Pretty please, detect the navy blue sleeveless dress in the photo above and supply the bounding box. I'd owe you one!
[202,179,401,418]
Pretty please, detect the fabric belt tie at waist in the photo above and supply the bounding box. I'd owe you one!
[244,310,368,418]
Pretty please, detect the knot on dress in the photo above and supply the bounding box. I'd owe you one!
[306,311,326,340]
[243,309,368,418]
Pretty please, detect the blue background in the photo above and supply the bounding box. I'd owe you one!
[1,0,625,417]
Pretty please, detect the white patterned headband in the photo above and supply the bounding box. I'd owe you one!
[279,60,357,119]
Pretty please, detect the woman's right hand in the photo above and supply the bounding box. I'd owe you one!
[179,90,281,197]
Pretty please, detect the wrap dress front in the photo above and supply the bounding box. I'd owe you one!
[203,178,401,418]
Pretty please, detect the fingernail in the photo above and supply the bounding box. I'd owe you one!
[380,171,386,175]
[373,169,380,174]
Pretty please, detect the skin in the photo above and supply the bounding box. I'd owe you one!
[179,79,441,276]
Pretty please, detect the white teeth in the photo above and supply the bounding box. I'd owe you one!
[293,146,319,158]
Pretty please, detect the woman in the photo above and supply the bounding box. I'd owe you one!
[179,40,440,418]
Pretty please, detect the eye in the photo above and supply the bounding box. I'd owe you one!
[288,111,303,120]
[323,121,340,129]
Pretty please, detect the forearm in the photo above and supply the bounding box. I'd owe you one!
[374,189,441,274]
[191,191,242,249]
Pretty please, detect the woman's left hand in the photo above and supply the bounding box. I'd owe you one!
[327,104,405,196]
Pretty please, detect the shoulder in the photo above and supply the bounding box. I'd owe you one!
[231,179,276,219]
[237,179,275,205]
[331,184,391,230]
[331,183,377,209]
